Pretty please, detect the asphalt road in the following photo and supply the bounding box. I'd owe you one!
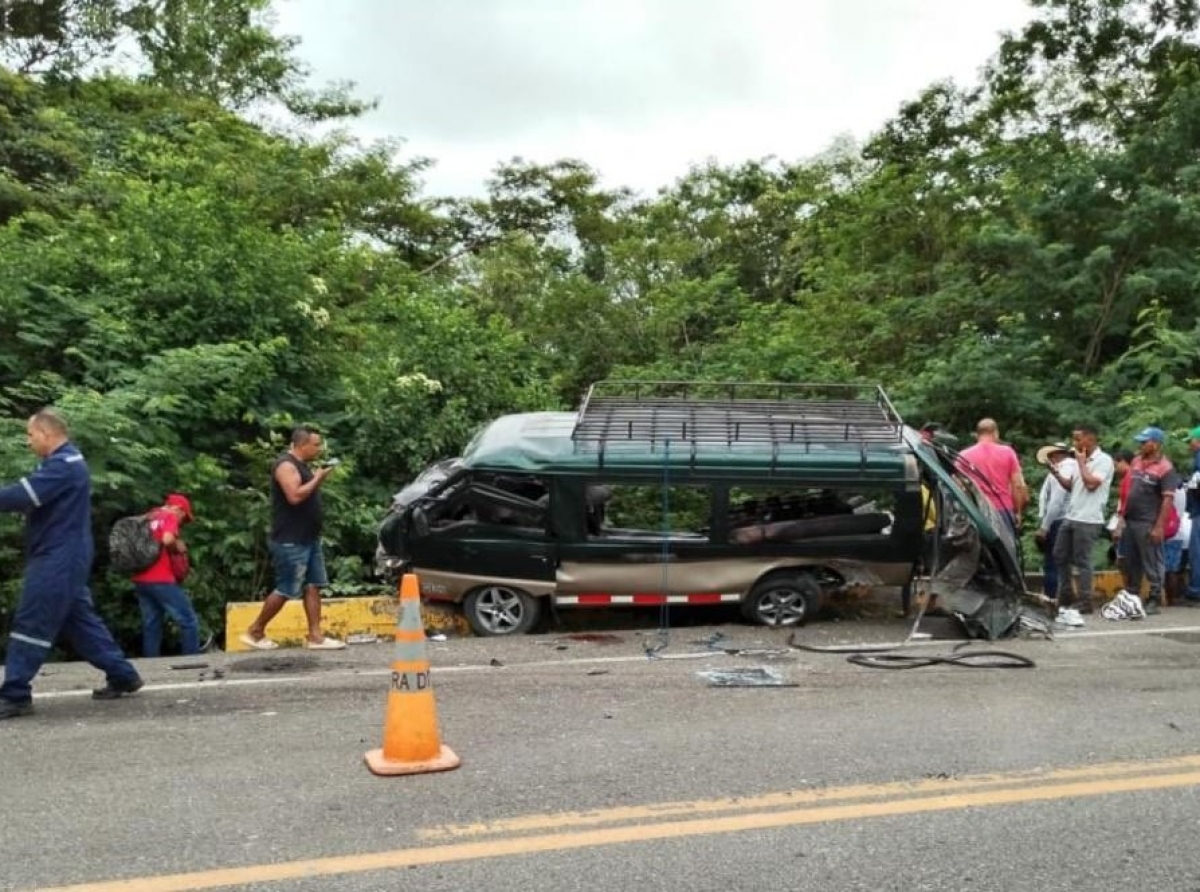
[3,610,1200,892]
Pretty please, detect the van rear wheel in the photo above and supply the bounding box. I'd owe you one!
[464,585,541,636]
[742,572,822,626]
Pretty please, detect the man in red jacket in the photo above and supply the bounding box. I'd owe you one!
[131,493,200,656]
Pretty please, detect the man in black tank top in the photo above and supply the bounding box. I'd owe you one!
[240,427,346,650]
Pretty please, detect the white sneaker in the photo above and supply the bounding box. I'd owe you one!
[1055,607,1085,628]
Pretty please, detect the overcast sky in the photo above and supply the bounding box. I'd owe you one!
[274,0,1034,198]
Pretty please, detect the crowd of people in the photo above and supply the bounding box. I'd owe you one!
[960,418,1200,627]
[0,411,345,720]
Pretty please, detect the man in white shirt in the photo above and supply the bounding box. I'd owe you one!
[1048,424,1115,625]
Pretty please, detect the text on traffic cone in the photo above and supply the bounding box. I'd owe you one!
[363,572,460,776]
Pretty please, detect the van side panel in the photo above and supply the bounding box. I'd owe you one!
[555,556,907,597]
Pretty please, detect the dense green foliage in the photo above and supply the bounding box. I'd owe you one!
[2,0,1199,652]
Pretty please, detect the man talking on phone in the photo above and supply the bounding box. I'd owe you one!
[240,426,346,650]
[1048,423,1115,626]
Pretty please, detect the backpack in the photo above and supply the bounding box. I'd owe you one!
[108,515,161,574]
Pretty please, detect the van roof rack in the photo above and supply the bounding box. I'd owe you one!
[572,381,905,457]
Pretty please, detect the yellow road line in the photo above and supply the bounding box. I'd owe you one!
[26,762,1200,892]
[420,753,1200,839]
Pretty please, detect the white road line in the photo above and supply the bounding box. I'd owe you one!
[33,622,1200,701]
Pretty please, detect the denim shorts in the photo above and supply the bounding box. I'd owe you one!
[269,541,329,599]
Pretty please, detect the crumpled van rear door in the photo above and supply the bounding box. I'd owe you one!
[907,431,1031,639]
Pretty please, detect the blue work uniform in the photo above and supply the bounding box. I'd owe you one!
[0,442,139,706]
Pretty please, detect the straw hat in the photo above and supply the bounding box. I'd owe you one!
[1035,442,1070,465]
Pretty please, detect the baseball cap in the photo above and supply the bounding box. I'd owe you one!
[1133,426,1165,444]
[1189,425,1200,440]
[164,493,193,521]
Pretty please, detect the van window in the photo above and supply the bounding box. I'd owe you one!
[726,485,894,544]
[427,472,549,535]
[587,483,711,540]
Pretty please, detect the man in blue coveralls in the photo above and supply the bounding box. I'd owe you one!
[0,408,143,719]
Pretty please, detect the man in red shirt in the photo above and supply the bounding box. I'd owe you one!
[957,418,1029,529]
[1120,427,1180,614]
[131,493,200,656]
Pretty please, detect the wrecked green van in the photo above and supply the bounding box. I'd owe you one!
[376,382,1029,639]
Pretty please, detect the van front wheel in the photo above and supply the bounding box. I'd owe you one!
[742,573,821,627]
[464,585,541,636]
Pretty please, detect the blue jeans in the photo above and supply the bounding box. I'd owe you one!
[135,583,200,657]
[268,541,329,599]
[1042,519,1063,597]
[1189,516,1200,600]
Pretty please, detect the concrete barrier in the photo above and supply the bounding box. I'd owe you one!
[224,595,470,652]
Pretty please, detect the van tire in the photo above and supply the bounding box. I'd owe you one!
[741,572,822,627]
[464,585,542,636]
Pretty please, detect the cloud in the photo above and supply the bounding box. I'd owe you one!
[275,0,1032,197]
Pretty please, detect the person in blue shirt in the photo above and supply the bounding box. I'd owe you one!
[0,408,143,719]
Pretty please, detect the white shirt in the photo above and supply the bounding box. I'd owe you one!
[1061,448,1114,525]
[1172,486,1190,543]
[1038,457,1077,532]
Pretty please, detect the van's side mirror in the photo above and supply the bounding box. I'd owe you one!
[409,506,430,538]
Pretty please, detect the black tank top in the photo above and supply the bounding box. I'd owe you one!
[270,454,323,543]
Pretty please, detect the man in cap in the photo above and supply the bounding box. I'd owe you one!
[131,492,201,656]
[919,422,957,445]
[1184,425,1200,604]
[1035,442,1075,597]
[1121,426,1179,614]
[0,409,143,718]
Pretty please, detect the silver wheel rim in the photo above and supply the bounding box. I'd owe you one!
[754,585,809,626]
[473,586,527,634]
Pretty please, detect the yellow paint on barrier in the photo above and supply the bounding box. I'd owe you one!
[224,596,470,651]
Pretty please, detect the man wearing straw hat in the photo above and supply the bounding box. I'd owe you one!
[1035,442,1075,598]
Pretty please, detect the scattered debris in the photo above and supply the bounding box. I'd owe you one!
[170,661,209,671]
[731,648,792,659]
[586,669,610,676]
[697,667,797,687]
[489,658,504,667]
[566,633,623,644]
[555,644,569,651]
[346,633,379,645]
[428,633,448,642]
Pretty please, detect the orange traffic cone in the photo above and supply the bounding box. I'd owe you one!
[364,572,461,776]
